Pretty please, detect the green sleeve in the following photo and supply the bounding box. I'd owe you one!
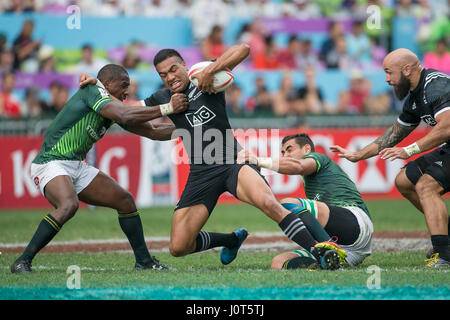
[83,84,113,113]
[302,152,329,174]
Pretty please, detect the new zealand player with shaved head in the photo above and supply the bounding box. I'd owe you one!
[331,48,450,268]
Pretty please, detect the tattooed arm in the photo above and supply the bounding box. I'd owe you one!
[330,121,416,162]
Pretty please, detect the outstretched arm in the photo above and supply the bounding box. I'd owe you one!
[237,150,317,176]
[380,111,450,160]
[330,121,416,162]
[120,122,176,141]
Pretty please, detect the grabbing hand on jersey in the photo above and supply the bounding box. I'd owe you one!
[169,93,189,114]
[79,73,97,88]
[237,149,258,165]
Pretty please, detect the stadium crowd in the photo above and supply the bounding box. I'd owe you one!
[0,0,449,120]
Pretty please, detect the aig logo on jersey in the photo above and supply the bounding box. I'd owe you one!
[421,115,436,126]
[185,105,216,127]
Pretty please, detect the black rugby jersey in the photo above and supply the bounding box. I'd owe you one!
[397,68,450,130]
[143,83,242,165]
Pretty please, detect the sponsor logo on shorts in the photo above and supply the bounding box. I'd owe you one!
[421,115,436,126]
[34,177,40,186]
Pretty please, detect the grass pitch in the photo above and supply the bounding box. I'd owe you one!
[0,200,449,300]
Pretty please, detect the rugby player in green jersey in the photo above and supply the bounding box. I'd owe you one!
[239,133,373,269]
[11,64,188,273]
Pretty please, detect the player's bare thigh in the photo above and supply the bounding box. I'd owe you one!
[170,203,210,257]
[280,197,330,227]
[235,165,288,223]
[78,171,137,213]
[44,175,79,224]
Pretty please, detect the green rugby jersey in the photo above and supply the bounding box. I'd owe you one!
[301,152,371,219]
[33,83,113,164]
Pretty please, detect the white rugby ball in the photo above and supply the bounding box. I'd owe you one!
[188,61,234,92]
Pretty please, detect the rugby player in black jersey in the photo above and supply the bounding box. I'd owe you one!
[331,48,450,268]
[80,44,344,270]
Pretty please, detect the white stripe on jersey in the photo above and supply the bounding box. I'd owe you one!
[435,107,450,119]
[397,117,419,127]
[424,71,450,90]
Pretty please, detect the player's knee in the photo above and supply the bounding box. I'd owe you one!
[416,175,440,198]
[118,191,137,213]
[58,198,79,219]
[169,239,190,257]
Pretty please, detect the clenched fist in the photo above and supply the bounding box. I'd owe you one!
[170,93,189,114]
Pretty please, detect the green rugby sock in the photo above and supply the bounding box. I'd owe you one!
[20,214,61,262]
[292,206,330,242]
[118,211,152,265]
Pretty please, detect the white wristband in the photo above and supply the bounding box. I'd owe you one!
[257,157,273,169]
[159,103,174,116]
[403,142,421,157]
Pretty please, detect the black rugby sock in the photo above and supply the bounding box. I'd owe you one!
[20,214,61,262]
[431,235,450,261]
[118,212,152,265]
[279,212,317,252]
[194,231,238,253]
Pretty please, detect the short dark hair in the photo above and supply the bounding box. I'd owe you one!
[153,49,184,67]
[281,133,315,152]
[97,64,129,83]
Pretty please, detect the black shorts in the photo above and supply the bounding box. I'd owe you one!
[404,144,450,193]
[175,163,267,214]
[325,206,360,246]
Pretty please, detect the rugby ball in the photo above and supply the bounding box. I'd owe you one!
[188,61,234,92]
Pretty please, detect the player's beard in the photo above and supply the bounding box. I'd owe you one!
[393,73,411,100]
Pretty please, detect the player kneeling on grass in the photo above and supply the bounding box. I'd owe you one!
[11,64,189,274]
[238,133,373,270]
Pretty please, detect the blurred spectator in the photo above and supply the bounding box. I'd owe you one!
[320,21,344,63]
[277,35,300,69]
[296,67,328,114]
[12,19,42,72]
[0,72,22,118]
[0,33,7,54]
[4,0,35,13]
[335,71,387,114]
[225,84,246,115]
[282,0,321,19]
[233,0,259,18]
[423,38,450,74]
[75,44,109,75]
[272,72,298,116]
[246,19,268,64]
[0,50,14,73]
[44,81,69,115]
[38,45,56,73]
[396,0,431,19]
[23,86,44,117]
[296,39,320,70]
[255,0,282,18]
[201,25,226,61]
[246,77,274,115]
[143,0,175,17]
[236,23,251,45]
[190,0,229,42]
[124,79,140,104]
[121,48,141,70]
[323,35,352,70]
[346,20,372,66]
[253,35,280,70]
